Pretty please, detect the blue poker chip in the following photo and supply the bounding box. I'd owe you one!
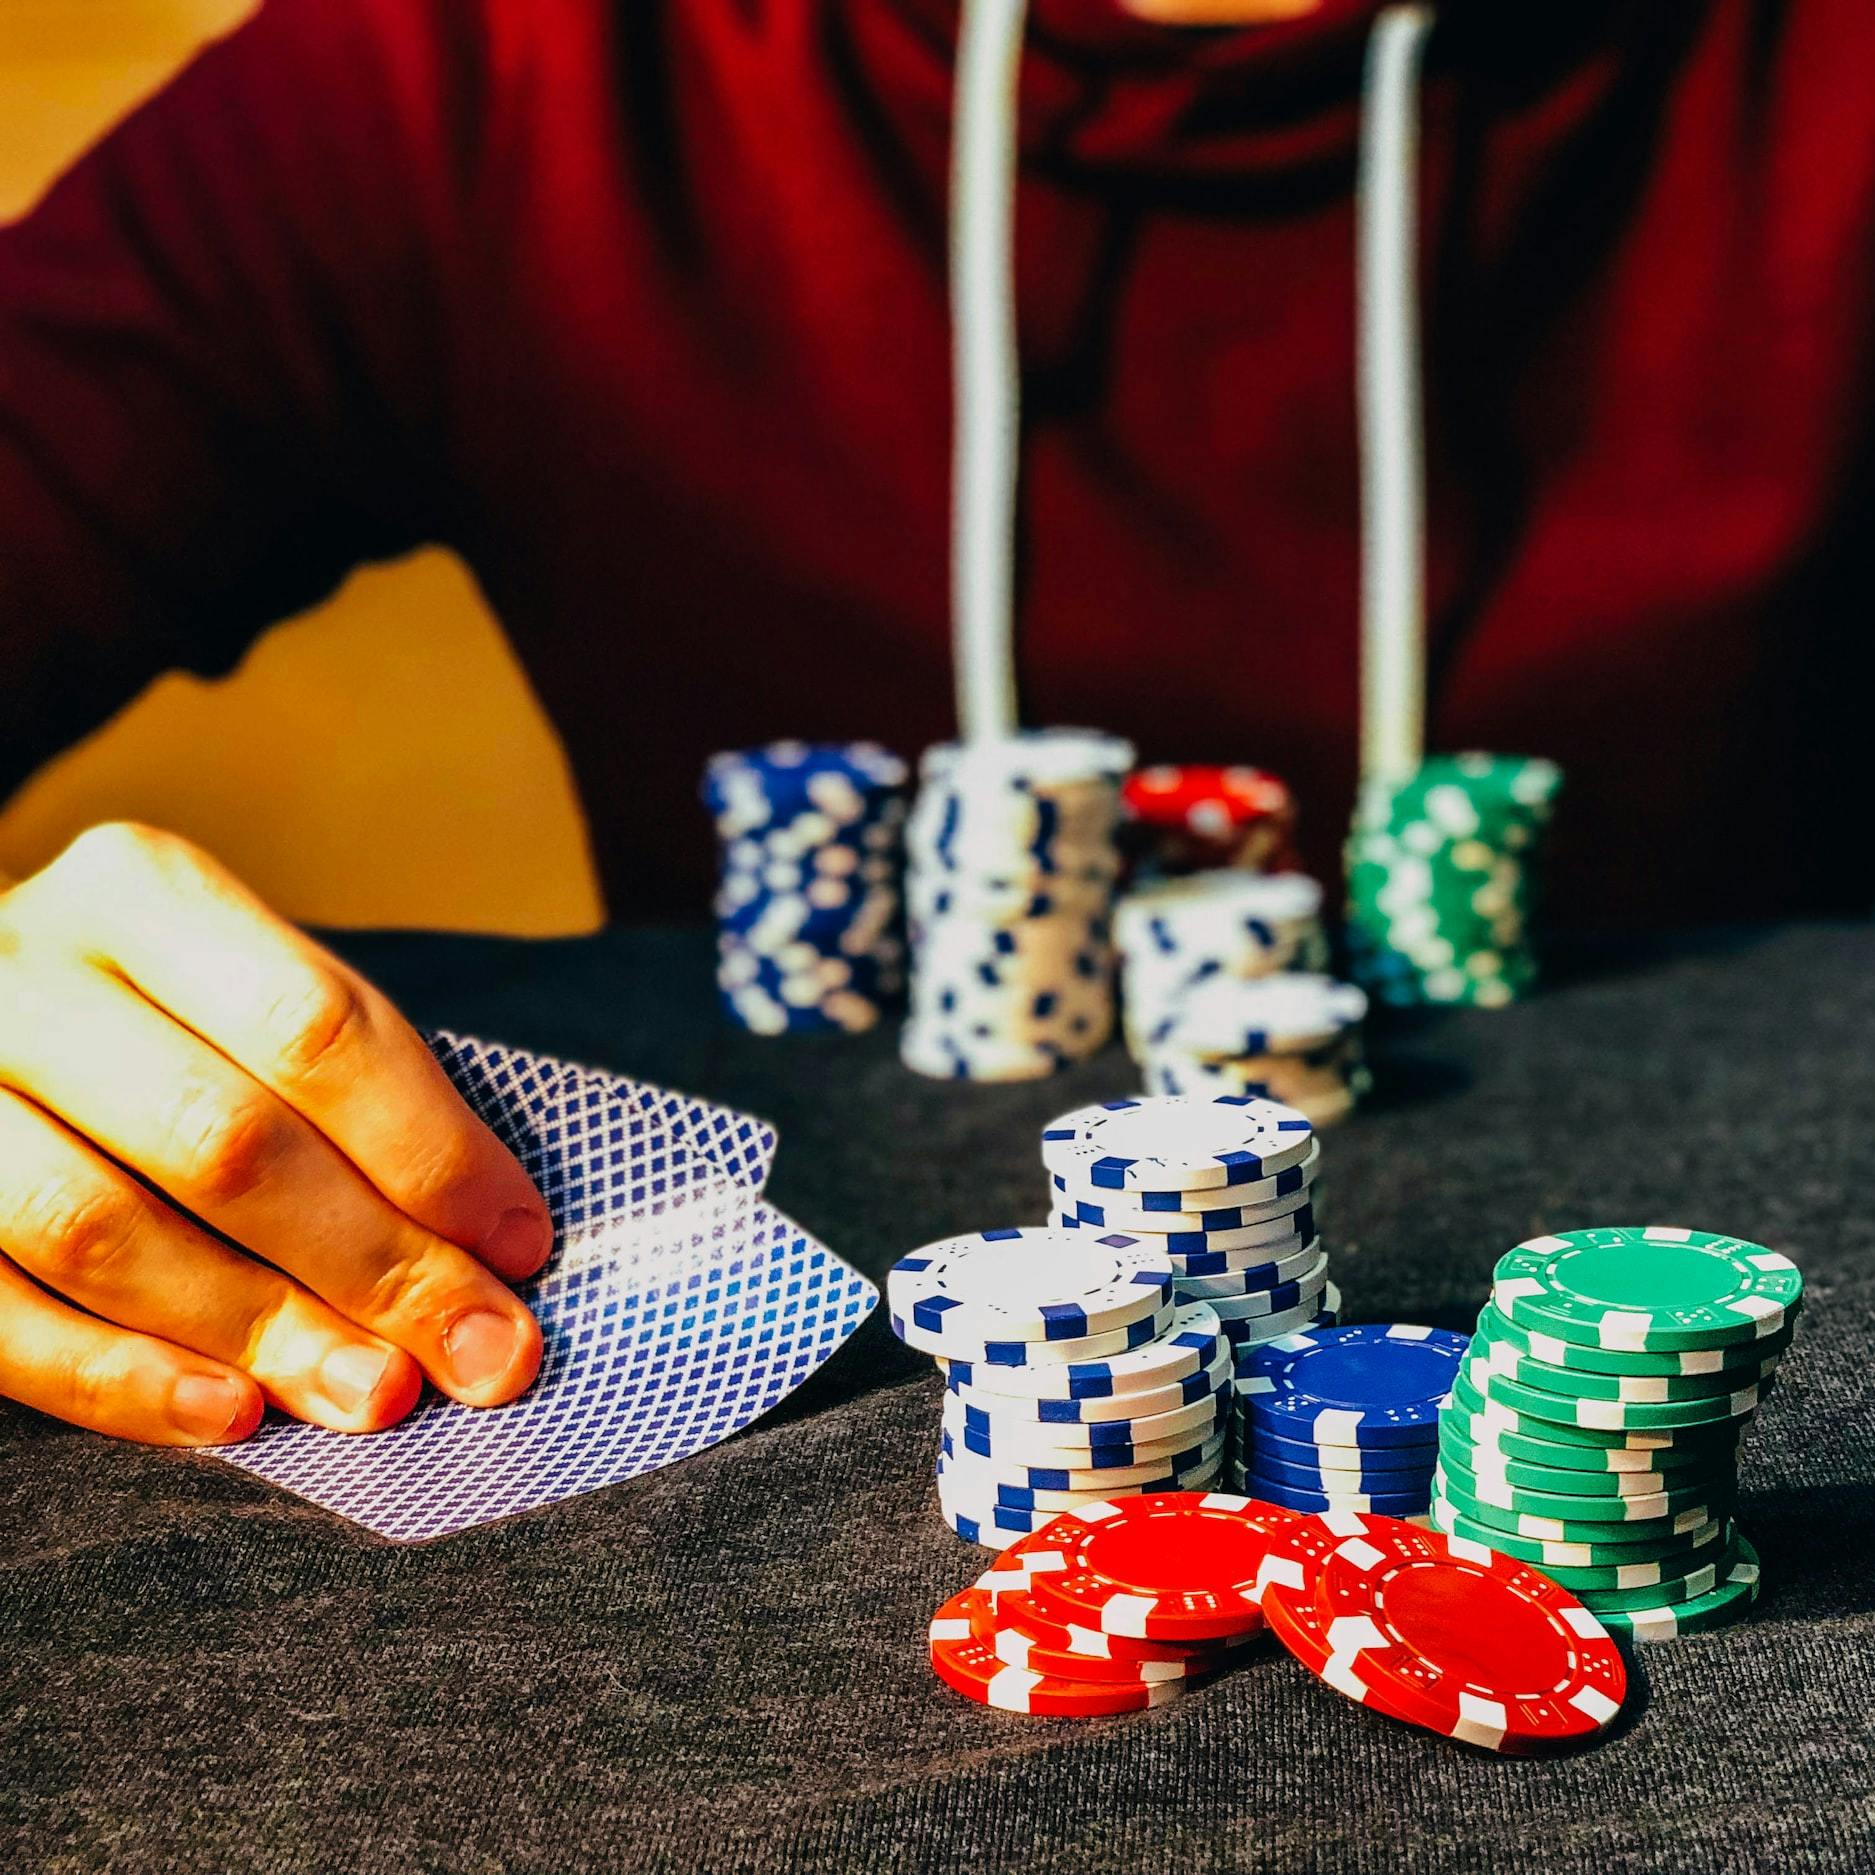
[1227,1467,1432,1518]
[1236,1323,1470,1448]
[1229,1441,1439,1494]
[1246,1423,1438,1473]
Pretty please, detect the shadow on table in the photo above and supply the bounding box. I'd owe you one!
[1740,1483,1875,1620]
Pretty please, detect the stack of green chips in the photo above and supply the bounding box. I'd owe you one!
[1433,1227,1804,1641]
[1344,753,1562,1007]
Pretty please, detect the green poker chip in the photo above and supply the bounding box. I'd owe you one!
[1437,1448,1726,1524]
[1518,1527,1738,1596]
[1491,1227,1803,1354]
[1471,1337,1781,1405]
[1446,1366,1747,1452]
[1439,1399,1740,1475]
[1462,1353,1769,1432]
[1589,1533,1762,1641]
[1432,1466,1726,1546]
[1475,1303,1797,1380]
[1573,1544,1738,1612]
[1437,1426,1737,1500]
[1429,1495,1727,1569]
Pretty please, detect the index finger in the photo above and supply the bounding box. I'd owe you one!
[43,825,554,1280]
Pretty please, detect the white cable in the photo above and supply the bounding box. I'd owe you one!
[949,0,1029,744]
[1356,4,1435,782]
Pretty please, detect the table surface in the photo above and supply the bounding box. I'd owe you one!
[4,923,1873,1875]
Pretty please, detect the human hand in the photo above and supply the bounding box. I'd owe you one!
[0,823,550,1445]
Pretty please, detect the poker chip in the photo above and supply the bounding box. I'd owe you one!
[1146,973,1369,1059]
[1427,1497,1728,1570]
[1476,1301,1797,1380]
[703,741,910,1034]
[1041,1095,1316,1194]
[1344,753,1562,1010]
[1142,1208,1322,1266]
[1433,1472,1724,1547]
[1461,1355,1765,1433]
[1017,1491,1299,1642]
[1255,1510,1626,1753]
[1051,1161,1319,1233]
[937,1299,1228,1402]
[1436,1449,1723,1523]
[1118,766,1300,876]
[887,1228,1175,1348]
[1472,1338,1781,1404]
[1218,1281,1341,1341]
[928,1587,1187,1713]
[1491,1228,1803,1354]
[1235,1442,1439,1497]
[946,1347,1231,1426]
[902,731,1131,1083]
[894,1301,1175,1370]
[1252,1426,1438,1474]
[1589,1534,1761,1640]
[1549,1544,1738,1610]
[943,1390,1230,1466]
[1440,1402,1736,1474]
[980,1545,1252,1664]
[1443,1433,1734,1500]
[1236,1323,1467,1448]
[1224,1468,1431,1518]
[941,1427,1226,1493]
[1445,1365,1731,1451]
[1177,1249,1329,1310]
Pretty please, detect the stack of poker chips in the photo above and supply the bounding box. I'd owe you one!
[1345,752,1563,1009]
[702,740,909,1033]
[927,1492,1297,1716]
[1115,870,1329,1051]
[886,1228,1234,1548]
[1434,1226,1803,1641]
[901,729,1133,1081]
[1040,1095,1339,1382]
[1119,764,1299,878]
[1229,1323,1468,1516]
[1135,972,1371,1129]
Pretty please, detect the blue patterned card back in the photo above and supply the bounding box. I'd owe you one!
[206,1032,877,1541]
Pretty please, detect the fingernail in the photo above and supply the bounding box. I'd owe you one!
[319,1344,395,1415]
[444,1308,523,1391]
[482,1205,553,1274]
[171,1373,250,1441]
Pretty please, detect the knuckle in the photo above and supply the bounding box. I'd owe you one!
[55,1336,146,1428]
[10,1177,141,1291]
[261,969,370,1087]
[57,819,166,883]
[395,1130,486,1216]
[359,1244,453,1327]
[167,1088,289,1208]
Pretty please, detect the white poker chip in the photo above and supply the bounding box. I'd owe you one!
[936,1298,1226,1401]
[1173,1243,1328,1302]
[947,1345,1230,1426]
[1148,973,1368,1057]
[1050,1141,1321,1230]
[1114,870,1323,957]
[887,1228,1174,1352]
[940,1383,1230,1464]
[1040,1094,1316,1194]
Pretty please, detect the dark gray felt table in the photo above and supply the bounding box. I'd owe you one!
[5,923,1874,1875]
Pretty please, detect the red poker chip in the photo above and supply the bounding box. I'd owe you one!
[1257,1511,1628,1754]
[1017,1490,1302,1643]
[928,1588,1187,1716]
[1121,766,1301,873]
[966,1588,1211,1686]
[981,1537,1259,1667]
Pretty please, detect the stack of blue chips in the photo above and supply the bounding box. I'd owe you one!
[702,740,909,1033]
[1229,1323,1471,1516]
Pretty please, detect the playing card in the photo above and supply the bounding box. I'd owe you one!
[205,1031,877,1541]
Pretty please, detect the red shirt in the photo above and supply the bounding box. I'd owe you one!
[2,0,1872,923]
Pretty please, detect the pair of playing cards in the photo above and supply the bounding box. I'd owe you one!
[208,1032,877,1541]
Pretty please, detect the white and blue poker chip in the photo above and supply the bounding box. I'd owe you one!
[935,1298,1227,1401]
[1040,1094,1315,1193]
[887,1227,1175,1353]
[1235,1322,1470,1448]
[942,1387,1230,1464]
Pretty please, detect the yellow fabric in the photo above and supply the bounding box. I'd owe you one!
[0,0,604,935]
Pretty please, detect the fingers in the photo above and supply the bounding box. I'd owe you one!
[0,965,543,1408]
[0,1253,264,1447]
[28,822,553,1279]
[0,1089,422,1432]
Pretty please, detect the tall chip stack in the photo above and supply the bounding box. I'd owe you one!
[1039,1094,1340,1393]
[901,730,1133,1081]
[1119,764,1299,878]
[1434,1226,1803,1640]
[1133,972,1371,1130]
[702,741,909,1033]
[1345,752,1563,1008]
[1228,1323,1467,1516]
[885,1228,1234,1548]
